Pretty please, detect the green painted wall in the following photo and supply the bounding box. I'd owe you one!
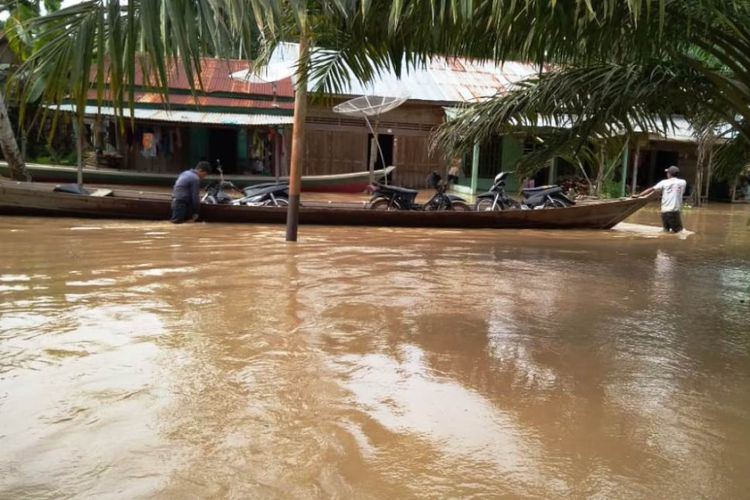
[501,136,523,170]
[460,134,525,192]
[189,127,209,167]
[500,135,523,192]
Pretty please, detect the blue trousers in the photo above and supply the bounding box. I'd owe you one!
[170,199,194,223]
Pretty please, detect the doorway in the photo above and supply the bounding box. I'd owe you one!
[642,150,679,186]
[208,128,238,173]
[368,134,394,170]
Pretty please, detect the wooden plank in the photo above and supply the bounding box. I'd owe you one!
[90,188,113,197]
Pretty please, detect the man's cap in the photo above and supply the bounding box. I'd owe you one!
[665,165,680,175]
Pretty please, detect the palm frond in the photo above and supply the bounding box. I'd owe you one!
[432,61,715,173]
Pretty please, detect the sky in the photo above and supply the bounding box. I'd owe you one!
[1,0,92,20]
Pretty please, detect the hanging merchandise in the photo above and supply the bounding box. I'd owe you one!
[141,132,156,158]
[251,129,264,159]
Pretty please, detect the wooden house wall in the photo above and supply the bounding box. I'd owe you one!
[393,135,444,188]
[125,126,191,173]
[303,102,449,188]
[640,140,698,189]
[303,129,368,175]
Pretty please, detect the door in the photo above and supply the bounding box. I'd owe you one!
[208,128,238,173]
[368,134,394,170]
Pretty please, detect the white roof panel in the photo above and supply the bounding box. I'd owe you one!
[49,105,294,126]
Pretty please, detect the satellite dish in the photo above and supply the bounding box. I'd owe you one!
[230,61,296,83]
[231,61,297,108]
[333,93,409,184]
[332,94,408,117]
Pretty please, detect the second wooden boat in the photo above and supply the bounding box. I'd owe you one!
[0,162,395,193]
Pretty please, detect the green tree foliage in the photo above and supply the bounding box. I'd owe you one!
[6,0,750,183]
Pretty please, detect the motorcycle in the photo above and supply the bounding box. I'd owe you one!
[201,162,289,207]
[475,172,575,211]
[368,171,470,211]
[237,182,289,207]
[201,162,241,204]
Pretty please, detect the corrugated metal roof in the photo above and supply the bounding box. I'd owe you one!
[445,108,717,143]
[263,42,543,103]
[105,57,295,97]
[638,117,733,143]
[51,105,294,126]
[85,90,294,110]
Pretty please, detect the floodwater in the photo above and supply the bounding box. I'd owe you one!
[0,202,748,499]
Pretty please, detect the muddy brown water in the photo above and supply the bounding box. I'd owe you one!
[1,202,748,498]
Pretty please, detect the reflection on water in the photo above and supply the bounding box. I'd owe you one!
[0,204,748,498]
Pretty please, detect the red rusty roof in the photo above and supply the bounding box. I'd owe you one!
[142,58,294,97]
[93,57,294,99]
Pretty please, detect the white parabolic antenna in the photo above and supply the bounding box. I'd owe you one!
[333,94,408,184]
[230,61,297,83]
[332,95,407,117]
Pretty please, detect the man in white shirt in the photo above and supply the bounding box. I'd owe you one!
[635,165,688,232]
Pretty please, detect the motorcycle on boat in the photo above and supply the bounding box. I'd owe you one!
[475,172,575,211]
[368,171,470,211]
[201,163,289,207]
[238,182,290,207]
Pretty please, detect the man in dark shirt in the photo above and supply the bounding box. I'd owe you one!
[170,161,211,223]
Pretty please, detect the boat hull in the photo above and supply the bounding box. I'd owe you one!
[0,162,394,193]
[0,180,648,230]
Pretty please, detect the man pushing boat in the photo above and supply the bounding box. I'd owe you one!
[634,165,688,233]
[170,161,211,223]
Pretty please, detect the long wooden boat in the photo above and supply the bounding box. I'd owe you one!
[0,162,395,193]
[0,180,649,229]
[0,180,648,229]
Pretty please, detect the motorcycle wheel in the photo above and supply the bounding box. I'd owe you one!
[269,198,289,207]
[449,201,471,211]
[475,198,498,211]
[369,198,401,210]
[424,196,450,211]
[544,197,569,209]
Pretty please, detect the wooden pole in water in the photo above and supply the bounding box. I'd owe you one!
[285,33,309,242]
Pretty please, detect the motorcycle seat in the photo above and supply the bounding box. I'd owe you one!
[521,186,562,198]
[243,183,288,196]
[521,185,559,193]
[375,184,418,195]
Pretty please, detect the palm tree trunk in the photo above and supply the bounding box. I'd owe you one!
[285,32,309,242]
[694,131,715,207]
[594,149,605,196]
[0,88,30,181]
